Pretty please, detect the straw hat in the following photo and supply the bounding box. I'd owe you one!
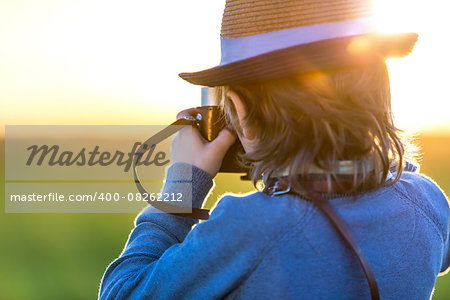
[179,0,418,87]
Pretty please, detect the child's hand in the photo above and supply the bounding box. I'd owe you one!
[170,126,236,178]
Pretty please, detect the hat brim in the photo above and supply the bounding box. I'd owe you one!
[179,33,418,87]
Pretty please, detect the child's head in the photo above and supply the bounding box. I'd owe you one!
[180,0,419,196]
[216,61,406,194]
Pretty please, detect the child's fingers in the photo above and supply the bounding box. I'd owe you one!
[210,128,236,156]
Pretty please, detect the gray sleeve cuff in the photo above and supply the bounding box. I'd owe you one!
[134,162,214,240]
[161,162,214,209]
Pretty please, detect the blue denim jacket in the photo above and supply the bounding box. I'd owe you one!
[100,162,449,299]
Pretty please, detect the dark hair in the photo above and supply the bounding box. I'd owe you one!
[216,62,413,195]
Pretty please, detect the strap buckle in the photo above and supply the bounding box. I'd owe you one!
[265,178,291,196]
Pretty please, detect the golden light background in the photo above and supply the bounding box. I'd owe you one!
[2,2,450,299]
[1,0,449,133]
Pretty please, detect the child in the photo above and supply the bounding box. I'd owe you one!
[100,0,449,299]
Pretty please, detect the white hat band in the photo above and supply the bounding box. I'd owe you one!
[220,17,374,65]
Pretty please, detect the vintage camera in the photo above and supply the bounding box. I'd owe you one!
[132,91,249,221]
[176,105,247,174]
[133,88,249,191]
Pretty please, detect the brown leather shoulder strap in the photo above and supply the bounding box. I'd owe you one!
[133,118,211,220]
[263,176,379,300]
[305,189,380,300]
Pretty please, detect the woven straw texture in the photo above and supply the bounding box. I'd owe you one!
[221,0,372,38]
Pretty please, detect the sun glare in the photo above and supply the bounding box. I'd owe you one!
[372,0,450,133]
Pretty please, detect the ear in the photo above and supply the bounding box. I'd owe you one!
[226,90,255,140]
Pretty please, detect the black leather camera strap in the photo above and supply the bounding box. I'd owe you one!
[133,117,211,220]
[264,177,380,300]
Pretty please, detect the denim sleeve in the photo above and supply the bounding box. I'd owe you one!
[441,211,450,275]
[435,179,450,275]
[98,162,259,299]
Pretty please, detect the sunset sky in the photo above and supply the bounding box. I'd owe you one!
[1,0,449,134]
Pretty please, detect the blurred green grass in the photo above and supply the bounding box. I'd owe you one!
[1,135,449,299]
